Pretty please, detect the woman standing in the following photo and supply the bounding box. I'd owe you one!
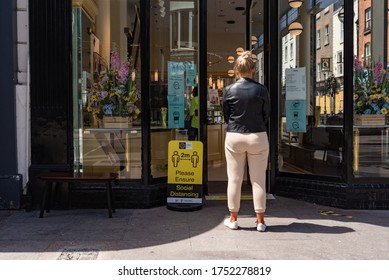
[222,51,270,232]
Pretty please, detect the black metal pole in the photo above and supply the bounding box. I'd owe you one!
[141,0,151,185]
[343,0,354,182]
[0,0,17,175]
[268,0,278,193]
[199,0,208,195]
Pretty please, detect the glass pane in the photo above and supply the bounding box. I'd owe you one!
[278,0,344,177]
[72,0,142,179]
[206,1,247,185]
[72,8,85,172]
[150,0,199,178]
[353,0,389,177]
[251,2,265,84]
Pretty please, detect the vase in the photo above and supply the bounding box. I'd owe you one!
[354,114,386,126]
[161,107,167,127]
[91,114,100,128]
[102,116,132,128]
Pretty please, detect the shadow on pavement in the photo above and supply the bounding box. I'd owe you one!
[0,196,387,256]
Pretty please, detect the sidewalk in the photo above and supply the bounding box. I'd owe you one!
[0,196,388,260]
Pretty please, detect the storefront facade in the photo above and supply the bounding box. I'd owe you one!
[2,0,389,210]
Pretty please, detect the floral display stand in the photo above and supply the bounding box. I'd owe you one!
[354,114,385,126]
[87,50,141,128]
[353,58,389,124]
[102,116,132,128]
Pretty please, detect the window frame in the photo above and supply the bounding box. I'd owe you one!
[316,30,321,49]
[324,24,329,46]
[365,8,371,32]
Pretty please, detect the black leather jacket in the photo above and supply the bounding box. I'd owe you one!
[222,78,270,133]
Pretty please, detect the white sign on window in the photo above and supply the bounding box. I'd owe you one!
[285,67,306,100]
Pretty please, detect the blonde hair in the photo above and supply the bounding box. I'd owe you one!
[235,51,256,75]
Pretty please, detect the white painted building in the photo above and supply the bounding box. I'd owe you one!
[281,33,297,87]
[332,5,344,79]
[16,0,30,193]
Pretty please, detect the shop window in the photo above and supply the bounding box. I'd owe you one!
[353,1,389,178]
[278,0,344,178]
[72,0,142,179]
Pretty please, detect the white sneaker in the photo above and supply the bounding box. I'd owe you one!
[256,223,267,232]
[224,218,238,230]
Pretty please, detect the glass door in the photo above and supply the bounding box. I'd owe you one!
[206,0,265,195]
[149,0,199,179]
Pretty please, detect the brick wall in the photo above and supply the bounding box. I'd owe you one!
[274,177,389,209]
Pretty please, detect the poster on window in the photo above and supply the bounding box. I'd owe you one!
[168,61,185,96]
[285,100,306,133]
[208,89,219,105]
[285,67,306,100]
[167,95,185,128]
[186,63,197,86]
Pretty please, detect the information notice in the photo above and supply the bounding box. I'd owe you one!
[167,141,203,205]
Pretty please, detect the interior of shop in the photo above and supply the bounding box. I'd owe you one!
[71,0,389,196]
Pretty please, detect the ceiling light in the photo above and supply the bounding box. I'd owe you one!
[227,56,235,63]
[288,22,303,36]
[288,0,303,9]
[236,47,244,55]
[154,70,158,82]
[228,70,235,77]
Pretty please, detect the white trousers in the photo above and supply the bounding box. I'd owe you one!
[225,132,269,213]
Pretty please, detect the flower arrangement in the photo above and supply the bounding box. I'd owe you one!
[87,51,141,121]
[353,56,389,115]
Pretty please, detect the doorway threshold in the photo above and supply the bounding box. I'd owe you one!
[205,193,276,201]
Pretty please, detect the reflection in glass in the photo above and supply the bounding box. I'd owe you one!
[353,0,389,178]
[72,0,142,179]
[150,0,199,178]
[279,0,344,177]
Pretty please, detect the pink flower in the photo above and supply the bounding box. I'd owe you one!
[373,61,384,85]
[353,56,363,75]
[118,62,129,84]
[110,51,120,71]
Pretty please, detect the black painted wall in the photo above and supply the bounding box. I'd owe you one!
[0,0,17,175]
[29,0,73,168]
[29,0,73,206]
